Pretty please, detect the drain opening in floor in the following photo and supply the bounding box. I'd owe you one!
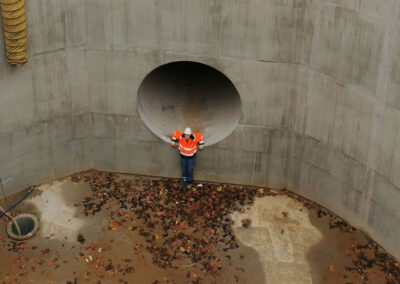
[0,171,398,284]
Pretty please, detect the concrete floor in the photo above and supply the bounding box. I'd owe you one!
[1,0,400,266]
[0,171,398,284]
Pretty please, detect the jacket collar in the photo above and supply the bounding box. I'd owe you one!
[181,133,195,140]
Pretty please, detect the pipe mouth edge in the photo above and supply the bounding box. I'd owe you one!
[6,213,39,241]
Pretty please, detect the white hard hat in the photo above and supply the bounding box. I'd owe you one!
[184,127,192,135]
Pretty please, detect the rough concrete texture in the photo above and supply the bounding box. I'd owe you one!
[0,176,267,283]
[137,61,241,145]
[1,173,397,283]
[0,0,400,260]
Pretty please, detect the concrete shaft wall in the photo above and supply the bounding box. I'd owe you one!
[0,0,400,259]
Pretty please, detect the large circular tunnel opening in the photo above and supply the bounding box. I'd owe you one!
[137,61,241,146]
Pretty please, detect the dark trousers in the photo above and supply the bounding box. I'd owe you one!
[180,156,195,185]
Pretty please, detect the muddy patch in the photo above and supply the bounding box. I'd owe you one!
[0,171,399,284]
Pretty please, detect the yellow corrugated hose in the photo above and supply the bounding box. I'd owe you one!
[0,0,28,66]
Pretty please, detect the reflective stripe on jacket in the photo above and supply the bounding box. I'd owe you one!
[172,130,204,157]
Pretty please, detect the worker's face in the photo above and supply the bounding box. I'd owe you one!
[184,134,190,140]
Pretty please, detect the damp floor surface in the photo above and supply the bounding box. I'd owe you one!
[0,171,399,284]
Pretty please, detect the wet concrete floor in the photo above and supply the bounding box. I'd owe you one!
[0,171,399,284]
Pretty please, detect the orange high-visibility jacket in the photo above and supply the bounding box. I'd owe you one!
[172,130,205,157]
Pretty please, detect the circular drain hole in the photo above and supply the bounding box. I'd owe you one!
[137,61,242,146]
[7,213,39,241]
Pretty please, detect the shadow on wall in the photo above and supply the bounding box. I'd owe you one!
[137,61,242,146]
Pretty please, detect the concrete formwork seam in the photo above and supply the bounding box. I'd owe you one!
[0,0,28,66]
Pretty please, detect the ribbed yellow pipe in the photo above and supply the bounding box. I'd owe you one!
[0,0,28,66]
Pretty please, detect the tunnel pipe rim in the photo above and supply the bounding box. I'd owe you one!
[137,60,242,146]
[7,213,39,241]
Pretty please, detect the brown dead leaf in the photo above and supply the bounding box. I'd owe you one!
[12,258,21,265]
[19,243,27,250]
[241,219,252,228]
[109,221,119,231]
[191,202,200,211]
[41,248,51,255]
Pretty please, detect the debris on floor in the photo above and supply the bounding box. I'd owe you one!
[77,234,85,245]
[0,170,398,284]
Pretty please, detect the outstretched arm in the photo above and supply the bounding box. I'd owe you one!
[171,130,181,147]
[196,133,205,150]
[171,136,177,147]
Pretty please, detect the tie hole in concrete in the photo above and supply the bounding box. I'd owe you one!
[137,61,241,146]
[7,214,39,241]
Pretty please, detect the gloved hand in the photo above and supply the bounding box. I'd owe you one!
[171,142,176,147]
[198,145,204,151]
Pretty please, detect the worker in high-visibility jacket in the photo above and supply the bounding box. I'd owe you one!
[171,127,204,187]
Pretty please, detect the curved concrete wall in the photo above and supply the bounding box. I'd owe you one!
[0,0,400,259]
[0,0,90,192]
[137,61,241,146]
